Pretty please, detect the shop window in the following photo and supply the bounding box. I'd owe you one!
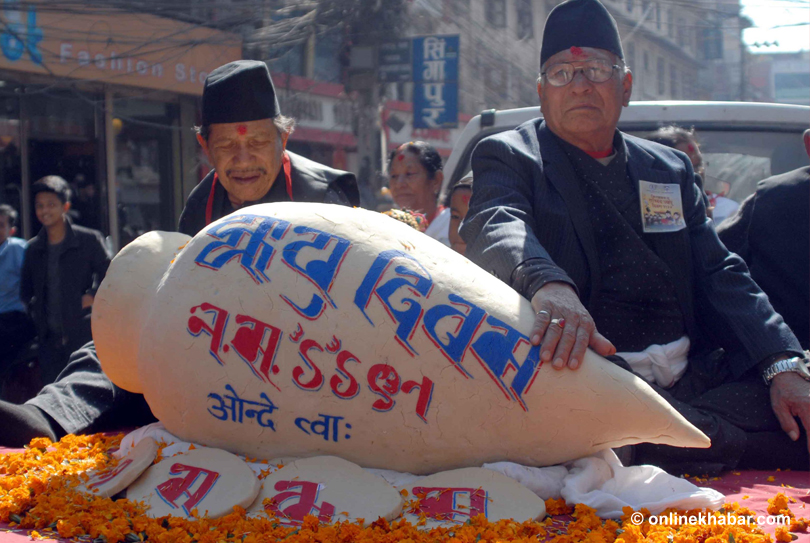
[267,43,305,77]
[484,59,508,103]
[0,85,21,234]
[626,0,634,12]
[113,99,178,248]
[643,51,650,72]
[677,19,686,47]
[26,90,96,140]
[657,57,665,95]
[655,3,661,30]
[25,90,101,235]
[314,30,342,83]
[445,0,470,18]
[486,0,506,29]
[516,0,533,40]
[670,65,678,98]
[700,26,723,60]
[667,8,675,38]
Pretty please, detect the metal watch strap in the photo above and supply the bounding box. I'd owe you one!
[762,356,810,385]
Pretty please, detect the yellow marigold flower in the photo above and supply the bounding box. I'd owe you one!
[775,525,794,542]
[545,498,573,516]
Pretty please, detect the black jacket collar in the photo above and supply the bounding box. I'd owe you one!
[29,216,79,252]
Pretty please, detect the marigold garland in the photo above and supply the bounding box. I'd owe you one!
[1,434,807,543]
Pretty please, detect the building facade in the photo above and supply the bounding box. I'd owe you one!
[0,1,240,248]
[747,51,810,106]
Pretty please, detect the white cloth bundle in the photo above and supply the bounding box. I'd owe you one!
[618,336,691,389]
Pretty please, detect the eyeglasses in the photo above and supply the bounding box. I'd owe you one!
[541,59,621,87]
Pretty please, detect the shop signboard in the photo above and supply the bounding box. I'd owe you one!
[378,40,412,83]
[412,35,459,129]
[0,0,241,95]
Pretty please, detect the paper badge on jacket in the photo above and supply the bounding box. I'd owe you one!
[640,181,686,233]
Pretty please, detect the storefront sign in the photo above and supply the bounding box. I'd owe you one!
[378,40,412,83]
[412,35,459,129]
[0,0,241,95]
[277,88,353,134]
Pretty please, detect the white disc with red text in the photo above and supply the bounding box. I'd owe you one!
[127,447,260,519]
[399,467,546,529]
[76,437,159,498]
[246,456,403,526]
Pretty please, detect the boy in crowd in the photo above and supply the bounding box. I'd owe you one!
[0,204,34,370]
[21,177,111,385]
[447,176,472,255]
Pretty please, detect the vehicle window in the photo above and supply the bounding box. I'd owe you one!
[451,127,806,206]
[630,130,806,203]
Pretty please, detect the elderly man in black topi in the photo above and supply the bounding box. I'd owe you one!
[0,60,360,446]
[461,0,809,474]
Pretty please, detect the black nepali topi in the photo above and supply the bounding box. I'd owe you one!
[202,60,281,126]
[540,0,624,67]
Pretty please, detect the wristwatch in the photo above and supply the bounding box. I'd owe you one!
[762,356,810,386]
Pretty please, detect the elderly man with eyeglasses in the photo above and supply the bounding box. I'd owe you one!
[461,0,809,475]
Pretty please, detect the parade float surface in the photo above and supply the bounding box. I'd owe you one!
[92,203,708,475]
[0,435,808,543]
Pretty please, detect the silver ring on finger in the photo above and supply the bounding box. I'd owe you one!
[536,310,551,319]
[550,317,566,328]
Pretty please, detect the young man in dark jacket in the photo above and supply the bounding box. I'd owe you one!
[21,176,111,385]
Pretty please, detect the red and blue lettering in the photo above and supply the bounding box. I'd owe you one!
[292,339,326,391]
[401,376,434,423]
[422,293,487,378]
[155,464,220,516]
[330,350,361,400]
[280,226,351,320]
[410,487,488,523]
[470,315,542,410]
[187,303,230,366]
[367,364,401,412]
[354,250,434,356]
[194,215,290,284]
[266,480,335,525]
[229,314,283,389]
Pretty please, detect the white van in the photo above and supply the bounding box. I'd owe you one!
[442,101,810,209]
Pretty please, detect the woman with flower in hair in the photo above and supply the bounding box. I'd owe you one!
[387,141,450,246]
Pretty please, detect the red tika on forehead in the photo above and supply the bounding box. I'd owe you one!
[397,153,405,161]
[237,125,248,135]
[461,194,471,204]
[570,46,585,58]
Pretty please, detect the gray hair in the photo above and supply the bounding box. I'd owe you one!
[195,114,296,141]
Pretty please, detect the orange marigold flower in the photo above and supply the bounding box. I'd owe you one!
[789,517,808,532]
[775,525,794,542]
[545,498,573,516]
[768,493,794,517]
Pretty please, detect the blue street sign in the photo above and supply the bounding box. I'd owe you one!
[412,35,459,129]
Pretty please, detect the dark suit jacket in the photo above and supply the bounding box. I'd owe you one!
[178,151,360,236]
[20,219,111,348]
[460,119,802,377]
[718,166,809,350]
